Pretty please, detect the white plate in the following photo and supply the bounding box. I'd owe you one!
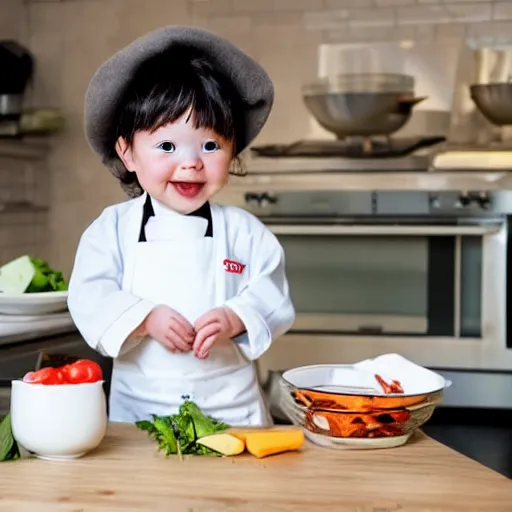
[0,311,75,345]
[282,354,451,397]
[0,291,68,315]
[0,311,69,323]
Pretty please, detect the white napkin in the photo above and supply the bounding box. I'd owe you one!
[353,353,450,395]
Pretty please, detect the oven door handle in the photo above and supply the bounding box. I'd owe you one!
[267,224,502,236]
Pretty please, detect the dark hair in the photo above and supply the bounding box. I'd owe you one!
[106,45,246,197]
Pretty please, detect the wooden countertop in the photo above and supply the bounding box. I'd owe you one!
[0,423,510,511]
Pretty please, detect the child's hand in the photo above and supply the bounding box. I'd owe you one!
[193,307,245,359]
[144,305,195,353]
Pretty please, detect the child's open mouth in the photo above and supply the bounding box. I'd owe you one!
[172,181,205,198]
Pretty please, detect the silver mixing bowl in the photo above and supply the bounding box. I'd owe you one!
[470,83,512,126]
[302,73,424,139]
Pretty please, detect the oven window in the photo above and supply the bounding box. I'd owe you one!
[460,236,482,337]
[279,234,482,337]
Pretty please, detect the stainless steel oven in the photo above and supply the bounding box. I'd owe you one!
[231,189,512,411]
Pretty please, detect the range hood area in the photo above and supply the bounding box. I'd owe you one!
[232,42,512,193]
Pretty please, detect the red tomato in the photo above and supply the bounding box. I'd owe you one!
[61,359,103,384]
[22,367,64,385]
[53,369,67,385]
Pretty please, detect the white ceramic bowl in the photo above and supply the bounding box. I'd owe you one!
[10,379,107,460]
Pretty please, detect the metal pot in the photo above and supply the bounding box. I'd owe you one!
[470,83,512,126]
[302,73,424,138]
[303,92,426,138]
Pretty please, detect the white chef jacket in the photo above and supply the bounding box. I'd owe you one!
[67,192,295,424]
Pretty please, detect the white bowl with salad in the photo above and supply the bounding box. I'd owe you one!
[9,359,107,460]
[0,255,69,315]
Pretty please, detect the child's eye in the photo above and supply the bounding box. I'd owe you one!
[203,140,219,153]
[158,142,175,153]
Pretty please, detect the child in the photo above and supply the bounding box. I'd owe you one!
[67,26,295,426]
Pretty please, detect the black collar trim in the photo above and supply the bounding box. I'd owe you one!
[138,194,213,242]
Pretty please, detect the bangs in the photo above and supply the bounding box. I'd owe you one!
[113,46,243,150]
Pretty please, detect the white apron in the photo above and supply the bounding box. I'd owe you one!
[109,197,271,426]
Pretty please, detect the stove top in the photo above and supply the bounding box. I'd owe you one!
[250,136,446,159]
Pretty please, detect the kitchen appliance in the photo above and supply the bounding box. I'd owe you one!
[251,136,445,160]
[246,139,440,178]
[0,41,34,136]
[230,189,512,415]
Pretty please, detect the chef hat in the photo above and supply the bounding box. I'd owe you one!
[83,25,274,163]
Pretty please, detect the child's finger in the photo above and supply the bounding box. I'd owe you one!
[196,334,218,359]
[193,323,220,353]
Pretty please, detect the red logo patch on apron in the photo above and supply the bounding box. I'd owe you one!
[223,259,245,274]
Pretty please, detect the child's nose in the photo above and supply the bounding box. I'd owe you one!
[177,147,203,170]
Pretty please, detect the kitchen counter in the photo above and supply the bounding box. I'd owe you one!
[0,423,510,511]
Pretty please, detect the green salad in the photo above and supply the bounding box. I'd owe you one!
[0,255,67,294]
[0,414,20,462]
[136,400,230,457]
[26,257,67,292]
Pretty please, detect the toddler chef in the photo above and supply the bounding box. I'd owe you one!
[67,26,295,426]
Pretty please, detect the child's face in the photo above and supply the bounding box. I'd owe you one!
[116,112,234,213]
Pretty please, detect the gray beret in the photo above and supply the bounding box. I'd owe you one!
[84,25,274,160]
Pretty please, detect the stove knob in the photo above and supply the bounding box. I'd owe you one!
[456,193,471,208]
[476,193,491,210]
[259,193,277,208]
[430,195,441,209]
[244,193,262,206]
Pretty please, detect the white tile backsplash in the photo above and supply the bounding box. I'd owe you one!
[190,0,232,17]
[436,22,467,40]
[347,8,396,27]
[324,0,372,7]
[200,15,252,32]
[398,5,453,25]
[375,0,416,6]
[251,11,303,26]
[230,0,276,13]
[303,10,349,31]
[467,19,512,45]
[0,0,26,41]
[446,2,493,23]
[272,0,324,11]
[493,1,512,21]
[414,23,438,41]
[0,154,50,266]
